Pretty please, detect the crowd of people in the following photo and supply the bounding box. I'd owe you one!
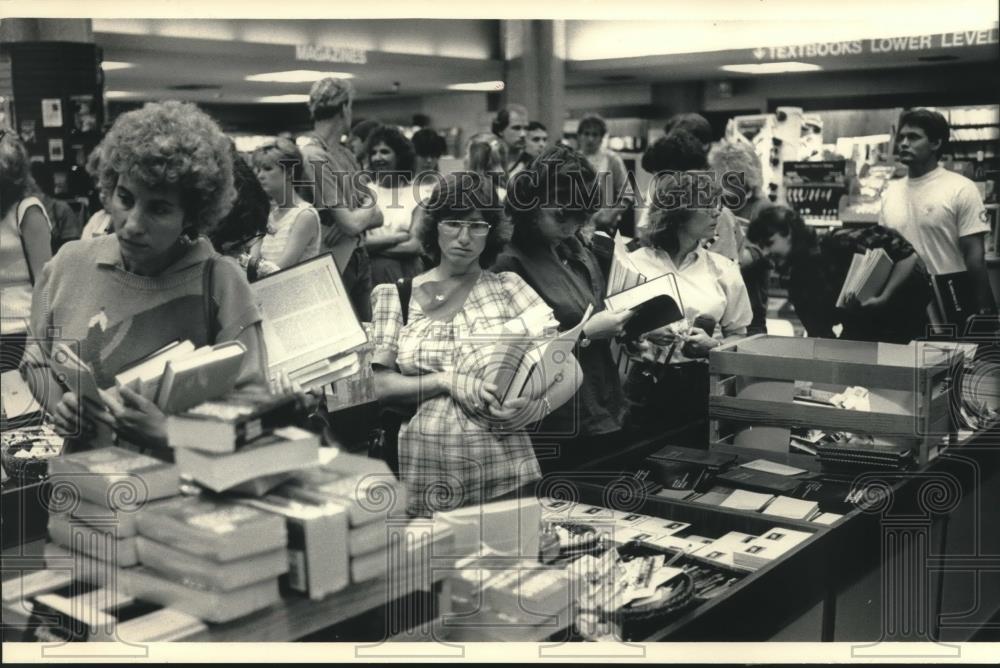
[1,76,995,516]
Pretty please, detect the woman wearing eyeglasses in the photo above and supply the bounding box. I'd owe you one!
[494,146,636,473]
[623,171,752,445]
[249,138,322,278]
[370,173,563,517]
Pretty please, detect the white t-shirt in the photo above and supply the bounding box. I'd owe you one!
[879,166,989,276]
[628,246,752,364]
[368,184,420,240]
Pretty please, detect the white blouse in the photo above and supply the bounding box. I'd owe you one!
[259,200,321,266]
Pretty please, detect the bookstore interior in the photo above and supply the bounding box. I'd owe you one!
[2,9,1000,654]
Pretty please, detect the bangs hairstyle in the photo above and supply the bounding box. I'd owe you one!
[412,128,447,159]
[641,170,722,255]
[746,204,815,258]
[576,114,607,137]
[507,144,599,248]
[0,129,37,215]
[251,137,305,182]
[419,171,506,269]
[708,140,762,191]
[363,125,416,180]
[99,101,236,235]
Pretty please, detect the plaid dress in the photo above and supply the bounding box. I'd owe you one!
[370,271,547,517]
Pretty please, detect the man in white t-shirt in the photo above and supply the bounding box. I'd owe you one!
[879,108,996,325]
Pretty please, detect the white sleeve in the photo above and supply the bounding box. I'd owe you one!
[717,258,753,335]
[16,197,53,233]
[955,181,990,238]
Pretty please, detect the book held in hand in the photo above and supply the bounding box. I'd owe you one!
[835,247,893,308]
[114,340,196,399]
[155,341,247,414]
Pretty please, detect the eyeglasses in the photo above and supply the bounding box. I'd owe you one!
[439,219,492,237]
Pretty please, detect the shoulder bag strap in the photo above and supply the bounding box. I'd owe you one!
[202,256,219,344]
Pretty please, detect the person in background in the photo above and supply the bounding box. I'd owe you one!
[28,162,81,253]
[249,137,322,278]
[576,113,629,236]
[370,173,556,517]
[208,141,270,261]
[492,103,530,176]
[664,112,714,151]
[525,121,549,159]
[496,145,636,473]
[22,101,268,452]
[639,129,744,264]
[411,128,448,201]
[80,143,113,240]
[363,125,425,285]
[348,119,380,164]
[709,139,772,335]
[879,108,996,329]
[297,77,383,321]
[465,133,510,200]
[0,129,52,372]
[748,205,930,343]
[624,171,752,445]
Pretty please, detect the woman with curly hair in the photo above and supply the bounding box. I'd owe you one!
[363,125,426,285]
[1,128,52,371]
[370,172,571,516]
[249,137,322,278]
[23,101,268,452]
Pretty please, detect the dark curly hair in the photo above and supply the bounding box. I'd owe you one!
[663,113,713,146]
[363,125,415,183]
[98,100,235,236]
[746,204,817,259]
[419,172,506,269]
[641,129,708,173]
[411,128,447,159]
[506,144,599,248]
[209,143,270,254]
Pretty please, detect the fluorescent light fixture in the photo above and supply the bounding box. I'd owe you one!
[720,62,823,74]
[245,70,354,83]
[257,94,311,104]
[104,90,138,99]
[101,61,135,71]
[447,81,505,92]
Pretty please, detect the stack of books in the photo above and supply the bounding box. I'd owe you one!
[46,447,180,582]
[732,527,813,570]
[281,453,408,583]
[130,496,287,623]
[835,247,893,308]
[166,390,320,494]
[643,447,738,500]
[815,441,914,471]
[236,486,351,600]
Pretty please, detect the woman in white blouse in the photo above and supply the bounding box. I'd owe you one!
[623,171,752,444]
[249,137,321,278]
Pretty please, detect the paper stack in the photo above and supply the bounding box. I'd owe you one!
[129,496,286,623]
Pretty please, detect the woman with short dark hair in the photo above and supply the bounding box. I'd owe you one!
[495,145,636,472]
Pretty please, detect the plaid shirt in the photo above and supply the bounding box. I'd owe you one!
[370,271,547,517]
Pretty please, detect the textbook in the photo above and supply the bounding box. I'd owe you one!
[605,272,684,314]
[155,341,247,414]
[123,566,280,624]
[835,248,893,308]
[115,340,197,399]
[47,513,140,567]
[135,535,288,592]
[238,489,350,600]
[251,253,368,391]
[48,342,123,415]
[136,496,287,562]
[173,426,320,493]
[166,390,311,453]
[51,497,140,538]
[47,446,180,510]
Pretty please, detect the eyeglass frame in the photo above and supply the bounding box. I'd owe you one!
[437,219,493,237]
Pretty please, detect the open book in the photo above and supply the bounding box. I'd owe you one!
[835,247,893,308]
[251,253,368,390]
[487,305,593,405]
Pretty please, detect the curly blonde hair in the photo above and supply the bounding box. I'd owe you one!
[708,140,762,191]
[99,101,235,234]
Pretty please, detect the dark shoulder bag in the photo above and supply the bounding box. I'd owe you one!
[368,277,413,477]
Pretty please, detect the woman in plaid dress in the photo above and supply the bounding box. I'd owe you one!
[371,173,557,517]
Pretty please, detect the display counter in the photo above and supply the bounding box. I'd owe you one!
[3,421,997,644]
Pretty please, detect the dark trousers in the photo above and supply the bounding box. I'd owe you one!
[1,332,27,373]
[623,361,710,448]
[343,245,374,322]
[529,430,631,477]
